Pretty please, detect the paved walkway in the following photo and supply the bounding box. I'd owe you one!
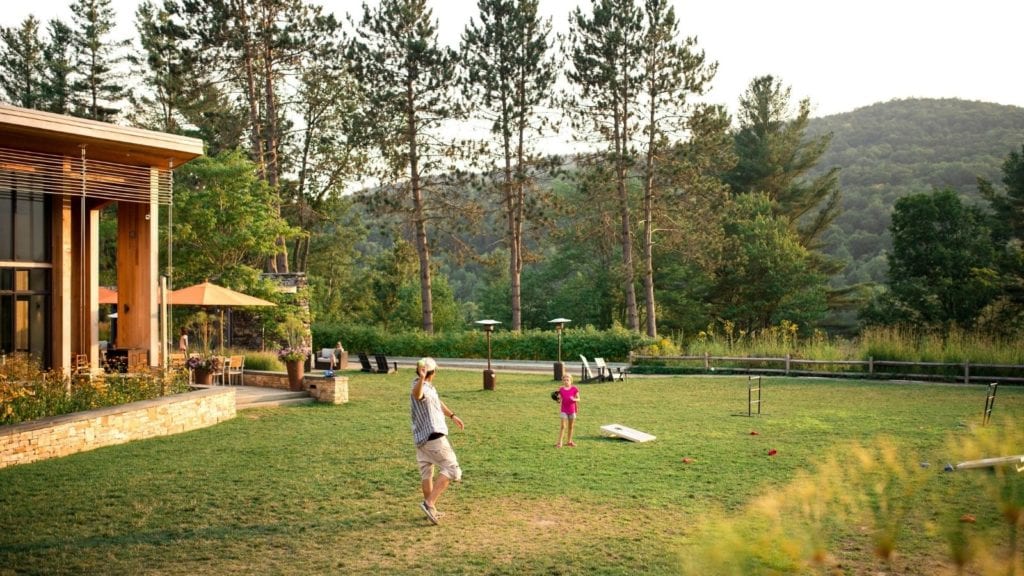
[198,357,633,409]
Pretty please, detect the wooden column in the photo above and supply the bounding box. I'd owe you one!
[116,199,159,366]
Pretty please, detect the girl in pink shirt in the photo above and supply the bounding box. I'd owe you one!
[555,373,580,448]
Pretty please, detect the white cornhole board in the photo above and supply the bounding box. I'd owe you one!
[601,423,656,443]
[956,454,1024,472]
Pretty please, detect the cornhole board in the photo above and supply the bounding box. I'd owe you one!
[955,454,1024,472]
[601,423,656,443]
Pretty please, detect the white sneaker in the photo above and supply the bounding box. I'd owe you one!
[419,501,439,525]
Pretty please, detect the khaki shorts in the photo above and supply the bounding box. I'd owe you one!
[417,436,462,482]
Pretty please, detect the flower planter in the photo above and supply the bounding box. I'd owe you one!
[193,367,214,385]
[285,360,304,391]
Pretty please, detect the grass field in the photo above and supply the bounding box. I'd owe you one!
[1,370,1022,575]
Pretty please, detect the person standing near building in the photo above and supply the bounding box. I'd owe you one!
[178,328,188,354]
[410,357,464,525]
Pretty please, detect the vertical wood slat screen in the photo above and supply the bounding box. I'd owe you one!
[0,147,172,205]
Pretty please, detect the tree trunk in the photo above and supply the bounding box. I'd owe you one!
[505,123,521,332]
[614,100,639,332]
[642,88,657,338]
[262,7,288,275]
[407,78,433,333]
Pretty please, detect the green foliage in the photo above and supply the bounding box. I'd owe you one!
[866,188,997,329]
[681,421,1024,575]
[173,150,300,285]
[811,99,1024,288]
[727,75,841,257]
[0,16,46,108]
[711,193,828,331]
[68,0,129,121]
[311,323,650,362]
[0,355,189,426]
[241,351,284,372]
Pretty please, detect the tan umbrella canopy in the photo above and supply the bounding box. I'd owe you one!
[169,281,276,352]
[169,281,276,307]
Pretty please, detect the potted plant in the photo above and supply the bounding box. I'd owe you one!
[278,345,310,391]
[187,354,223,385]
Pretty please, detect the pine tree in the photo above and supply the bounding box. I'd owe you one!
[726,75,841,255]
[0,16,47,108]
[348,0,460,334]
[41,19,75,114]
[461,0,556,332]
[69,0,130,121]
[635,0,716,337]
[565,0,644,331]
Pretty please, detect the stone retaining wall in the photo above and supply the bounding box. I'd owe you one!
[0,387,236,469]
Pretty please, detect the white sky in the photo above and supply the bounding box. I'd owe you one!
[2,0,1021,118]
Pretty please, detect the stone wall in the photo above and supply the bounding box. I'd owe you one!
[0,387,236,469]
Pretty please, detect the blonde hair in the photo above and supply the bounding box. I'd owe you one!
[561,373,573,386]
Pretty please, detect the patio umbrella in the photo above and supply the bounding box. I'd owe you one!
[169,281,276,352]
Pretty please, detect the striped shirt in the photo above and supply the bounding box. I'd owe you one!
[410,378,448,446]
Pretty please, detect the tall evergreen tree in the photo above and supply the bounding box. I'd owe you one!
[69,0,130,121]
[726,75,841,255]
[41,19,75,114]
[132,0,192,132]
[0,16,47,108]
[348,0,460,334]
[565,0,644,331]
[635,0,716,337]
[461,0,556,332]
[177,0,341,273]
[979,144,1024,327]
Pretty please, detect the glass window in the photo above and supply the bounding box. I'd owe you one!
[0,190,11,260]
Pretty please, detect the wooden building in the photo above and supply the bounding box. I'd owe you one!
[0,103,203,373]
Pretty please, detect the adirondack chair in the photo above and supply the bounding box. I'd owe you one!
[594,357,626,381]
[374,354,397,374]
[357,352,374,372]
[579,355,600,383]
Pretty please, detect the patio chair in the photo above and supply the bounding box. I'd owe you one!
[374,354,397,374]
[594,357,626,381]
[358,352,374,372]
[314,348,337,370]
[579,355,600,383]
[227,355,245,385]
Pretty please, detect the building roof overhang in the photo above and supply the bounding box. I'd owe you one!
[0,103,204,168]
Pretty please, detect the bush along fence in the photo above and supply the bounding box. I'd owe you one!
[630,353,1024,384]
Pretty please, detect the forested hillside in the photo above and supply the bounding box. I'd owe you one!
[808,98,1024,286]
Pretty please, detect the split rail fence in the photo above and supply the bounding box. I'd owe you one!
[630,353,1024,385]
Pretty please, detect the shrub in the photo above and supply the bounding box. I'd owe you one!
[311,322,652,362]
[1,354,190,426]
[243,351,284,372]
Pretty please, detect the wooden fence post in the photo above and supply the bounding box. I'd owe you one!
[704,351,710,371]
[868,356,874,375]
[785,353,791,375]
[964,360,970,384]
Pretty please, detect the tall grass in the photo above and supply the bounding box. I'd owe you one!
[680,320,1023,366]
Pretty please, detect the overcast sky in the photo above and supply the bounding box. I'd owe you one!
[3,0,1021,118]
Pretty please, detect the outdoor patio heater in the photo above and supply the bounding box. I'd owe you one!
[548,318,571,381]
[474,319,501,390]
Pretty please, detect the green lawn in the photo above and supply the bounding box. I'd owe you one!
[1,371,1022,575]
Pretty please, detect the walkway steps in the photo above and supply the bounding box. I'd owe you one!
[233,387,314,410]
